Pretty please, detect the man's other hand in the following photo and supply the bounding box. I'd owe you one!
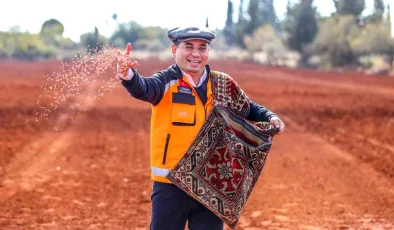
[270,117,285,134]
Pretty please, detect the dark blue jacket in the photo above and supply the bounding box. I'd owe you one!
[121,64,277,122]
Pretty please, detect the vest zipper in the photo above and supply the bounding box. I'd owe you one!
[162,134,170,165]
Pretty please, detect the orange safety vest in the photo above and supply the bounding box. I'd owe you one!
[150,71,214,183]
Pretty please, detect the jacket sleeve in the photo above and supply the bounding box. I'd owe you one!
[120,69,165,106]
[247,99,277,122]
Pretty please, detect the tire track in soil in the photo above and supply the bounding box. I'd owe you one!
[0,82,100,202]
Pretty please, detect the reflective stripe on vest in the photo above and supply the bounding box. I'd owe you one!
[164,79,178,94]
[151,167,170,177]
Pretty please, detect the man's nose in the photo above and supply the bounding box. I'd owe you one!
[191,48,200,56]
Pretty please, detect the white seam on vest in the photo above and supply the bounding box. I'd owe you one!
[151,167,170,177]
[164,80,177,94]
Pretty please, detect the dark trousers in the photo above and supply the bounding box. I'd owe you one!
[150,181,224,230]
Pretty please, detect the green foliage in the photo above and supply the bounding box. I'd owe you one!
[0,31,54,60]
[351,23,393,55]
[313,15,360,67]
[40,18,65,47]
[246,0,279,34]
[368,0,385,22]
[232,0,279,48]
[244,24,286,54]
[2,2,393,69]
[58,37,78,50]
[232,0,247,48]
[134,39,164,51]
[283,0,318,52]
[223,0,235,46]
[314,13,394,68]
[135,26,171,50]
[261,0,279,31]
[110,21,143,48]
[109,23,171,50]
[80,27,108,53]
[226,0,234,27]
[0,18,77,60]
[333,0,366,18]
[234,20,248,48]
[238,0,245,22]
[246,0,261,34]
[374,0,385,12]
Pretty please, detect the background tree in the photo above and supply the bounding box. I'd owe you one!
[112,13,118,22]
[244,24,286,64]
[235,0,279,48]
[245,0,261,34]
[374,0,385,12]
[110,21,143,48]
[223,0,235,46]
[234,0,248,48]
[370,0,385,22]
[351,22,393,55]
[80,27,108,53]
[0,30,53,60]
[39,19,65,47]
[134,26,171,51]
[261,0,280,31]
[313,15,360,67]
[352,21,394,68]
[283,0,318,53]
[333,0,366,18]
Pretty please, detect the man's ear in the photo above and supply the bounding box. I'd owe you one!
[171,44,177,57]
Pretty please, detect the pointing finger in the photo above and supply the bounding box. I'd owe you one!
[125,43,132,55]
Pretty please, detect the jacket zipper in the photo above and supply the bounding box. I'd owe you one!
[162,134,170,165]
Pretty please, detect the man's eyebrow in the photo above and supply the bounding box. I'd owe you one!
[183,42,207,47]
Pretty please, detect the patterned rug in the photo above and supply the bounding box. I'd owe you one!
[166,105,278,228]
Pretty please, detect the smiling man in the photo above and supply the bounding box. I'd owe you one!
[116,27,285,230]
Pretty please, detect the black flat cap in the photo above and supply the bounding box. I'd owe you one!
[168,27,216,44]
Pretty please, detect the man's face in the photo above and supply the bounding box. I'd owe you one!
[172,40,209,77]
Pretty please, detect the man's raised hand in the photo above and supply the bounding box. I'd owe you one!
[116,43,139,79]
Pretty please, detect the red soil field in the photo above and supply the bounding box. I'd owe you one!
[0,60,393,229]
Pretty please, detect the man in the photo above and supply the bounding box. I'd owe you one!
[116,27,285,230]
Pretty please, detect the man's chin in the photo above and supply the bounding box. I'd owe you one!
[186,67,200,73]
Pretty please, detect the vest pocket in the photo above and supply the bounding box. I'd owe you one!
[171,103,196,125]
[162,134,170,165]
[171,93,196,126]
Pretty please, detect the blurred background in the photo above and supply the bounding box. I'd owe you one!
[1,0,394,75]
